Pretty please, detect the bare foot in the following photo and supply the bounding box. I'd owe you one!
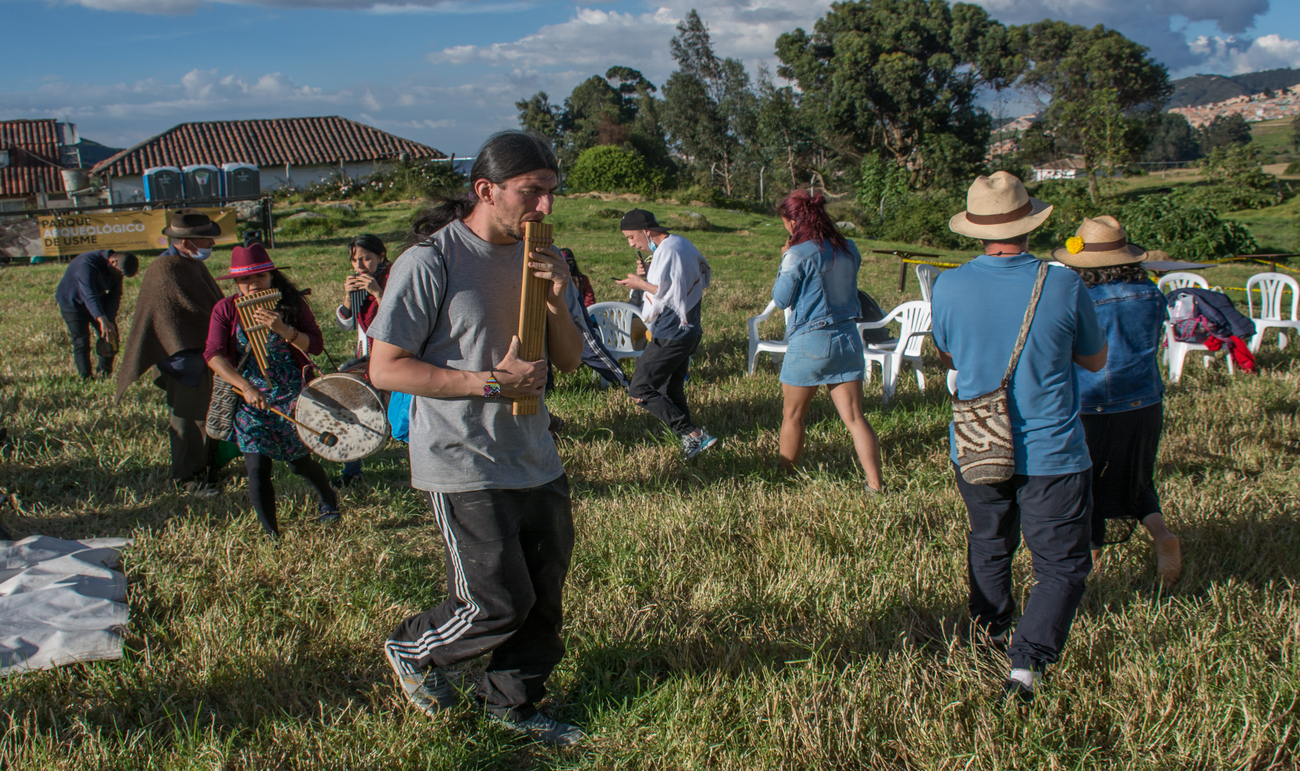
[1155,535,1182,585]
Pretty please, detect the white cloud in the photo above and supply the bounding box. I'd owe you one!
[1187,34,1300,75]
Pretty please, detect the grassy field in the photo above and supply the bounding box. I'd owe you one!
[2,195,1298,770]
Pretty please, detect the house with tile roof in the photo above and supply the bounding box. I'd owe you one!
[0,120,89,211]
[91,116,444,204]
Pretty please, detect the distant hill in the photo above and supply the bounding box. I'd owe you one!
[1168,68,1300,109]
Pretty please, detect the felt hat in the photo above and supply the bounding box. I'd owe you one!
[619,209,669,233]
[161,209,222,238]
[1050,215,1150,267]
[216,244,281,281]
[948,171,1053,240]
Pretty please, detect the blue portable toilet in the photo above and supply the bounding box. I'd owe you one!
[183,164,220,200]
[221,163,261,198]
[143,166,183,202]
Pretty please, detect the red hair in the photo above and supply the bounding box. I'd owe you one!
[777,190,848,252]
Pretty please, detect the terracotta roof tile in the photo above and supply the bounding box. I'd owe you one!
[1,119,67,196]
[91,116,444,176]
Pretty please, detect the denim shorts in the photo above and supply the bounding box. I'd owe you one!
[780,322,865,387]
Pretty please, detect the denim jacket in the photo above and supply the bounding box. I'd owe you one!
[1076,278,1167,413]
[772,239,862,338]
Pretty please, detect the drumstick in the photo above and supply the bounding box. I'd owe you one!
[266,406,339,447]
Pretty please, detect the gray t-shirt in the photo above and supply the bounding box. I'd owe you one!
[367,219,564,493]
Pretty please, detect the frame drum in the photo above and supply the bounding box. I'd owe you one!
[294,373,389,462]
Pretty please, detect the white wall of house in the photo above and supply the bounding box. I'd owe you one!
[106,161,390,203]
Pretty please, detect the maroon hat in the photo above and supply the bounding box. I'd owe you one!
[216,244,282,280]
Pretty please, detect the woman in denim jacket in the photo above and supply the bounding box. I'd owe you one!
[1053,216,1180,584]
[771,191,885,492]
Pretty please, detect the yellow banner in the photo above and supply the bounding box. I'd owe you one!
[35,208,238,257]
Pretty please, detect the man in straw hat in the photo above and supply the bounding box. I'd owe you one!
[930,171,1108,703]
[1051,216,1181,584]
[116,209,225,497]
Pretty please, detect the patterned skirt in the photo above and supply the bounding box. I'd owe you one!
[232,324,309,461]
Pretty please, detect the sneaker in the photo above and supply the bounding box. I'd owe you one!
[490,709,587,747]
[383,641,457,716]
[317,504,342,525]
[681,430,719,460]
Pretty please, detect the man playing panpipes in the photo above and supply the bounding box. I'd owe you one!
[368,131,585,746]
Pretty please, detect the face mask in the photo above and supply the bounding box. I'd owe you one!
[193,247,213,261]
[645,232,656,253]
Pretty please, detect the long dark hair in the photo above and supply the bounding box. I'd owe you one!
[348,233,390,274]
[1072,263,1150,288]
[777,190,848,252]
[408,130,560,246]
[269,270,305,328]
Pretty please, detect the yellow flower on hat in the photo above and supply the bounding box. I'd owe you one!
[1066,236,1085,255]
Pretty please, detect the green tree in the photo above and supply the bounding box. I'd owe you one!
[515,93,561,143]
[775,0,1015,188]
[1199,114,1252,151]
[661,10,759,196]
[1192,145,1279,210]
[1012,20,1172,202]
[1291,113,1300,152]
[1143,113,1202,164]
[856,153,909,221]
[755,65,816,190]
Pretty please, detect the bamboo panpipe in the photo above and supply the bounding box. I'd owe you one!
[513,221,553,416]
[234,288,282,377]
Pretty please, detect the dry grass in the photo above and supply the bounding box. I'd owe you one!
[1,197,1298,770]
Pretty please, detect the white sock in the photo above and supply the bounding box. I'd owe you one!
[1008,668,1035,690]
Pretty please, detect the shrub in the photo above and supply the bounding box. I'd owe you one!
[869,190,968,249]
[1118,196,1258,260]
[1182,145,1281,211]
[1286,160,1300,176]
[856,154,909,219]
[276,159,465,204]
[566,146,666,197]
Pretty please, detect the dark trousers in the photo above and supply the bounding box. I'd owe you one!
[387,475,573,715]
[157,371,213,482]
[630,331,701,436]
[244,453,338,537]
[61,309,113,379]
[954,463,1093,670]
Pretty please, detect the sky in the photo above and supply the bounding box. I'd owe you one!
[3,0,1300,157]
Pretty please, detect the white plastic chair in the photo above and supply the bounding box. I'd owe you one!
[915,264,940,302]
[1245,272,1300,353]
[858,300,932,405]
[1157,272,1209,294]
[746,300,793,375]
[587,302,646,388]
[1164,321,1234,384]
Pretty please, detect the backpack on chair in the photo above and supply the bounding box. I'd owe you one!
[857,290,892,345]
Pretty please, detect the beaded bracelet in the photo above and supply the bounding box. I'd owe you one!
[483,375,501,398]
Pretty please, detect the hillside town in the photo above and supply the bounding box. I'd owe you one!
[1168,84,1300,127]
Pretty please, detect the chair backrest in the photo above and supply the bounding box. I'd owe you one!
[915,265,940,302]
[894,300,933,357]
[586,301,643,353]
[1157,272,1209,293]
[1245,272,1300,321]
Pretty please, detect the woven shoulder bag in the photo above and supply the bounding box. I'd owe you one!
[950,261,1049,485]
[205,350,253,443]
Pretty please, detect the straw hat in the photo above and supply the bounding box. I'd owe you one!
[1050,215,1151,267]
[215,244,282,281]
[948,171,1053,240]
[161,209,222,238]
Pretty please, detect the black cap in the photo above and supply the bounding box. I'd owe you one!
[619,209,667,232]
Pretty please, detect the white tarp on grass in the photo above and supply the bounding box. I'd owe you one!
[0,536,131,676]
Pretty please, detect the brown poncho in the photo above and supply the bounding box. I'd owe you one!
[115,250,224,402]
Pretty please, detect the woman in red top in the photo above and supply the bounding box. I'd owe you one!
[205,244,340,539]
[335,234,391,359]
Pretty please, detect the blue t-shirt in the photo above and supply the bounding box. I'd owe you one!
[931,254,1106,476]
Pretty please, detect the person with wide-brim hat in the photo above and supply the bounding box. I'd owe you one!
[930,170,1109,704]
[203,243,340,539]
[1054,215,1182,586]
[115,209,226,496]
